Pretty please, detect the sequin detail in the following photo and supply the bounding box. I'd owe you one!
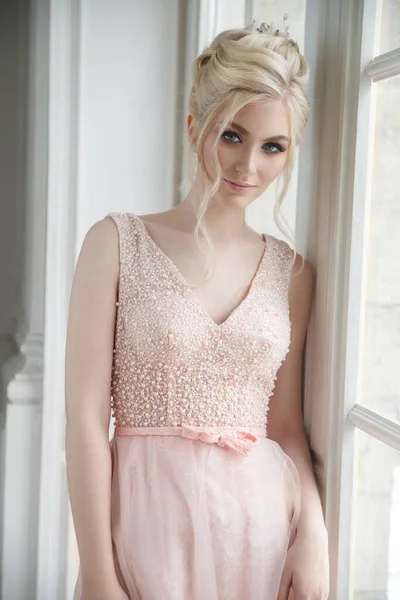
[107,212,293,433]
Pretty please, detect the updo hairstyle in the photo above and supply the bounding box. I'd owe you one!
[185,27,310,285]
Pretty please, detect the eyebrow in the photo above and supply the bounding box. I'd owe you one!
[229,121,290,143]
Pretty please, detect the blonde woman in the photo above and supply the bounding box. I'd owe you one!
[66,22,330,600]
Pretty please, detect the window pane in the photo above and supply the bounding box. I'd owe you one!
[379,0,400,54]
[359,75,400,424]
[352,429,400,599]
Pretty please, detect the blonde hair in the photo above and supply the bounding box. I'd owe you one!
[185,27,310,286]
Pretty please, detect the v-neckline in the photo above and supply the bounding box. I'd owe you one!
[132,213,268,330]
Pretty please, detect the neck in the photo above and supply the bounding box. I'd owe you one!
[175,188,249,242]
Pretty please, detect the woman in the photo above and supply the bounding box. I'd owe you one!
[66,22,330,600]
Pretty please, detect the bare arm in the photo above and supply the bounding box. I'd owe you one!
[267,255,327,539]
[65,217,124,595]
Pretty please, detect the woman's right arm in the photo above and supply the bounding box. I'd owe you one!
[65,217,128,598]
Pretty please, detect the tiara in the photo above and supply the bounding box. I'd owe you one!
[246,14,290,40]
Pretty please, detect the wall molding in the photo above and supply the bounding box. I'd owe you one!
[6,333,44,405]
[35,0,80,597]
[348,404,400,451]
[180,0,221,201]
[0,0,47,595]
[365,46,400,81]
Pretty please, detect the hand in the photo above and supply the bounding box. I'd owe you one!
[277,527,330,600]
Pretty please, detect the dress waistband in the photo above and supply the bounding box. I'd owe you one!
[114,425,266,456]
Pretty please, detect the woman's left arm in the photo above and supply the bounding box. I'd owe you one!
[267,254,330,600]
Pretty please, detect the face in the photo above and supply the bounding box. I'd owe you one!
[189,99,290,207]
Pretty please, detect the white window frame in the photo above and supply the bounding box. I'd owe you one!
[36,0,79,598]
[301,0,400,598]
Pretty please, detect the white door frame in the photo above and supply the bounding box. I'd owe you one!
[36,0,80,597]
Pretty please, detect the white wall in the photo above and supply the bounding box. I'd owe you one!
[75,0,185,251]
[0,1,28,347]
[0,1,45,599]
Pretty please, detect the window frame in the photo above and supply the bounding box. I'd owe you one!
[299,0,400,597]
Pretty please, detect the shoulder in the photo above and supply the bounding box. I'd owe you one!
[270,236,314,286]
[84,212,139,253]
[82,215,119,258]
[106,211,134,226]
[287,248,314,352]
[75,216,121,284]
[267,235,314,350]
[81,211,141,266]
[289,247,314,291]
[266,234,296,268]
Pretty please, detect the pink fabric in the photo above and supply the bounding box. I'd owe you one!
[115,425,266,456]
[74,432,300,600]
[107,432,300,600]
[72,213,301,600]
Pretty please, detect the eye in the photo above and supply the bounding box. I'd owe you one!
[221,131,241,143]
[263,142,285,154]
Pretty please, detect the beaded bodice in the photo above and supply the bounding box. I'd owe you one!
[107,212,293,433]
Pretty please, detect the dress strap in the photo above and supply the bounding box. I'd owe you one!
[106,212,140,302]
[271,235,295,279]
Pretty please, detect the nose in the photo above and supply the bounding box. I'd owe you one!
[234,146,258,175]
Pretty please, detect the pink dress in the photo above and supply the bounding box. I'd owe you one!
[73,212,300,600]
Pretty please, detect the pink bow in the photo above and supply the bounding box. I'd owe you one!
[180,425,258,456]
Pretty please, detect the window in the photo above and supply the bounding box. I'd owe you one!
[360,74,400,425]
[325,0,400,598]
[352,430,400,599]
[380,0,400,54]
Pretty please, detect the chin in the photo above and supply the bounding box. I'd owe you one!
[216,192,256,209]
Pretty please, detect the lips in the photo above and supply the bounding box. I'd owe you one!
[223,179,255,189]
